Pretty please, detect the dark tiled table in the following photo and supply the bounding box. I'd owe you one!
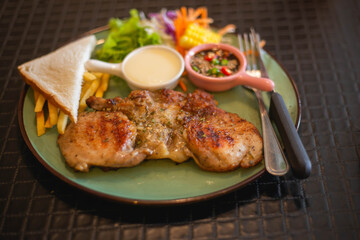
[1,0,359,239]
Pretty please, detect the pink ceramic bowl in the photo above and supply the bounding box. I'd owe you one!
[184,43,275,92]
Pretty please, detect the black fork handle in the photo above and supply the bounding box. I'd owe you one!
[269,91,312,179]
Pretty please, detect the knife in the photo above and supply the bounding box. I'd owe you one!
[251,29,312,179]
[269,92,311,178]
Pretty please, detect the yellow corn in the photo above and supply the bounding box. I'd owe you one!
[179,24,221,49]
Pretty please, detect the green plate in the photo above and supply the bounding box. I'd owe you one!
[18,27,300,205]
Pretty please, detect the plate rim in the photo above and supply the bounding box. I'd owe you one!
[17,27,301,206]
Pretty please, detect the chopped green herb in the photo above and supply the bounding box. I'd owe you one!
[220,59,228,66]
[192,65,200,72]
[208,67,220,76]
[211,58,220,65]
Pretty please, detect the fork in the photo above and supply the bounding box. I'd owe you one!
[238,32,289,176]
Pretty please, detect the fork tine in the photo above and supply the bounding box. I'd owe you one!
[250,28,270,79]
[238,33,244,53]
[243,33,251,71]
[250,28,260,56]
[237,34,247,70]
[249,33,257,71]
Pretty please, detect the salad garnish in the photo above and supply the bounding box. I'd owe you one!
[96,9,162,63]
[96,7,237,91]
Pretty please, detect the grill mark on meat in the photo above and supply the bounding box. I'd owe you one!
[189,122,234,149]
[58,111,149,172]
[99,114,131,149]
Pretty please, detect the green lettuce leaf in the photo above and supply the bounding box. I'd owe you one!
[96,9,162,62]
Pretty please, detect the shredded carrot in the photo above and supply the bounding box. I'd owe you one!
[260,40,266,48]
[176,45,185,57]
[218,24,236,36]
[194,18,214,25]
[173,19,181,40]
[173,6,234,52]
[181,7,187,21]
[188,8,194,20]
[176,10,182,20]
[179,79,187,92]
[200,7,208,27]
[174,6,214,57]
[191,8,203,20]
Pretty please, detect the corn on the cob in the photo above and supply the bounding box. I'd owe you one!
[179,24,221,49]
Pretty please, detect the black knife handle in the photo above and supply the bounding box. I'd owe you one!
[269,92,311,179]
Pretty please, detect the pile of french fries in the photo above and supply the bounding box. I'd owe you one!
[33,71,110,136]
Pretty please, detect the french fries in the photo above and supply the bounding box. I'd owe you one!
[34,94,45,112]
[95,73,110,98]
[57,111,69,135]
[100,73,110,91]
[45,116,52,128]
[32,71,110,136]
[36,111,45,136]
[34,90,46,136]
[83,71,97,81]
[48,102,58,126]
[95,88,104,98]
[78,77,100,112]
[92,72,103,79]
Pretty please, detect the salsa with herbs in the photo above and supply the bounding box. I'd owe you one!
[190,48,239,77]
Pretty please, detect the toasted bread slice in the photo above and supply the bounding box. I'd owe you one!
[18,35,97,123]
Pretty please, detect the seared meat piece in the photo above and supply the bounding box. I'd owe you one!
[59,89,263,172]
[87,89,193,163]
[58,111,151,172]
[182,90,263,171]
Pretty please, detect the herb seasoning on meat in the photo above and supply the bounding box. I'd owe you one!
[191,48,239,77]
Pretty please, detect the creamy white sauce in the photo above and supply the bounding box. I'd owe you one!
[123,47,182,86]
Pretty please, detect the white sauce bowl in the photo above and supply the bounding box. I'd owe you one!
[85,45,185,90]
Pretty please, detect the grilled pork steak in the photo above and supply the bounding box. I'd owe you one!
[58,89,263,172]
[57,111,151,172]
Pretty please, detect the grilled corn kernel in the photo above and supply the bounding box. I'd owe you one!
[179,24,221,49]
